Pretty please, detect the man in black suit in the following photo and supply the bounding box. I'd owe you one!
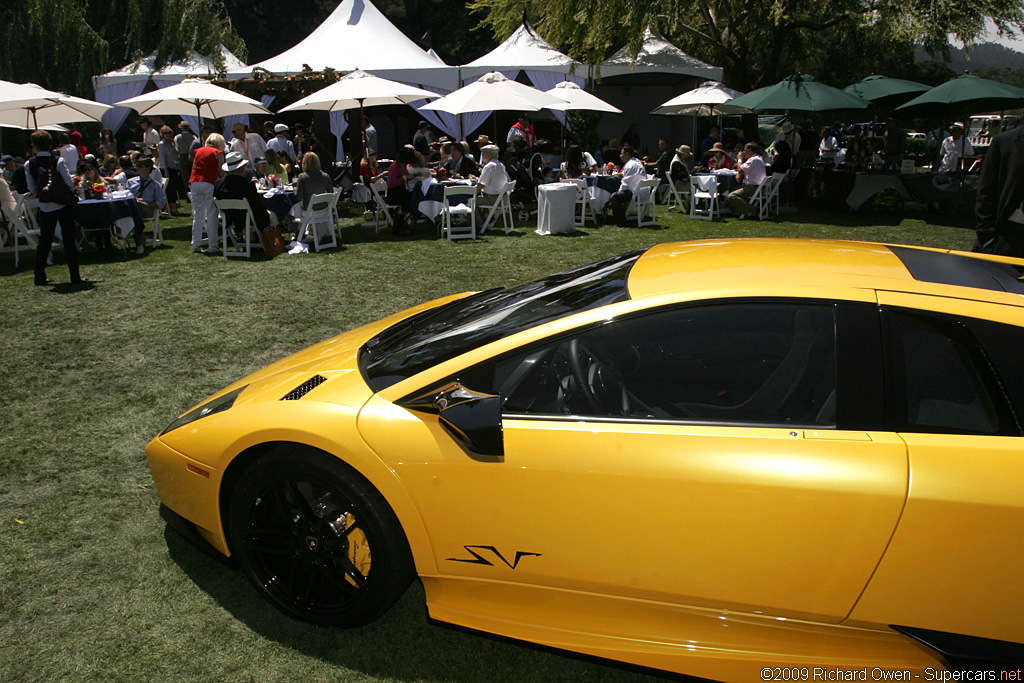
[974,125,1024,256]
[444,141,478,179]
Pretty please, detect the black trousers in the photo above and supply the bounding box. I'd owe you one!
[35,204,80,284]
[608,189,633,224]
[165,168,181,205]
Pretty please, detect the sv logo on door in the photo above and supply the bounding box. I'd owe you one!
[447,545,542,569]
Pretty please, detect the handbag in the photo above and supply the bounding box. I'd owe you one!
[35,155,79,206]
[261,225,285,257]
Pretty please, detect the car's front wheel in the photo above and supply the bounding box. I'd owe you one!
[227,447,414,626]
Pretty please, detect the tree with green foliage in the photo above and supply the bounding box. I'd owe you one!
[469,0,1024,90]
[0,0,245,96]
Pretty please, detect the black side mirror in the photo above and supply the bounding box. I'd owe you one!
[401,382,503,458]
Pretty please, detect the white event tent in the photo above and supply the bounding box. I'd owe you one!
[458,21,585,137]
[93,46,247,133]
[594,28,723,155]
[599,27,722,80]
[224,0,459,152]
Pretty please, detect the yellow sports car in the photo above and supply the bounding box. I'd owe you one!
[147,239,1024,681]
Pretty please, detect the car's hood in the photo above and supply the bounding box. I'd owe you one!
[174,292,473,415]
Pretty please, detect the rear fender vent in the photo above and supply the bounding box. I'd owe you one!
[282,375,327,401]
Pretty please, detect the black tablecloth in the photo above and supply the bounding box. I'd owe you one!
[76,197,144,234]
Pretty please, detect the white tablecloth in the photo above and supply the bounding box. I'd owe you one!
[536,183,576,235]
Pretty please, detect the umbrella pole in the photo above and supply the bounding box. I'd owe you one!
[360,99,368,157]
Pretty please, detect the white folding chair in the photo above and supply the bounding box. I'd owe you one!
[330,187,343,239]
[625,178,660,227]
[296,192,339,252]
[479,180,516,235]
[2,193,39,267]
[900,159,916,175]
[440,185,477,240]
[369,178,398,233]
[689,175,720,220]
[144,208,162,247]
[664,171,689,212]
[766,173,785,216]
[215,198,260,258]
[568,178,596,227]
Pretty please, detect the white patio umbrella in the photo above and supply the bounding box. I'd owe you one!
[544,81,621,113]
[114,77,271,122]
[650,81,749,116]
[0,82,111,128]
[278,69,437,152]
[419,71,567,114]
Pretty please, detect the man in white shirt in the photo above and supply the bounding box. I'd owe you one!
[26,129,83,285]
[229,122,268,165]
[474,144,509,222]
[727,143,767,219]
[939,123,974,174]
[267,123,296,165]
[608,147,645,225]
[138,117,160,155]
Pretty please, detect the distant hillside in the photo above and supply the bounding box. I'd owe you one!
[915,42,1024,71]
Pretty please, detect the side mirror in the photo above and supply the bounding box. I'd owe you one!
[401,382,503,458]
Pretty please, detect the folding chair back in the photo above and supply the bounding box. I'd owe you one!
[480,180,516,235]
[369,178,397,233]
[900,159,916,175]
[626,177,660,227]
[215,198,258,258]
[297,192,338,251]
[689,175,719,220]
[441,185,477,240]
[569,178,596,227]
[664,171,689,212]
[2,193,37,267]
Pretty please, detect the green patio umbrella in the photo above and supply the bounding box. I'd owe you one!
[894,73,1024,118]
[843,75,930,107]
[727,74,870,113]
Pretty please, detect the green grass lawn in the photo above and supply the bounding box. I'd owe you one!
[0,202,976,683]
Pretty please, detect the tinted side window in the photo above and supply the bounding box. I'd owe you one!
[495,302,836,426]
[883,310,1016,436]
[966,318,1024,428]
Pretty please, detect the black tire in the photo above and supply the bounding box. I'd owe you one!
[227,446,415,627]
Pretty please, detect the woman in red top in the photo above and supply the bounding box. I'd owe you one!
[707,142,735,171]
[189,133,225,253]
[386,147,417,236]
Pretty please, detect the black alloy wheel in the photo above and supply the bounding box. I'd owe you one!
[228,447,414,626]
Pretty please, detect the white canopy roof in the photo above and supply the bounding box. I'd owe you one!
[600,27,722,80]
[92,46,247,91]
[461,22,581,81]
[225,0,458,91]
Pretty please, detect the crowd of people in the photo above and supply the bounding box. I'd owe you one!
[3,106,1021,284]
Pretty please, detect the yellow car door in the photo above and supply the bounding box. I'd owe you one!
[364,299,908,623]
[848,296,1024,646]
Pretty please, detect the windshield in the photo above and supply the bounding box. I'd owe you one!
[360,250,645,391]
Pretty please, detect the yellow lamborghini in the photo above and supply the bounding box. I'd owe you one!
[147,239,1024,681]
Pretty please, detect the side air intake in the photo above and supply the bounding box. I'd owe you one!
[281,375,327,401]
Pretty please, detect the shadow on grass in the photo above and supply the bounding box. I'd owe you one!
[164,526,689,682]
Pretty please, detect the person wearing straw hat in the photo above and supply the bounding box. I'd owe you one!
[472,134,491,160]
[214,151,270,235]
[707,142,734,170]
[669,145,692,190]
[938,122,974,174]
